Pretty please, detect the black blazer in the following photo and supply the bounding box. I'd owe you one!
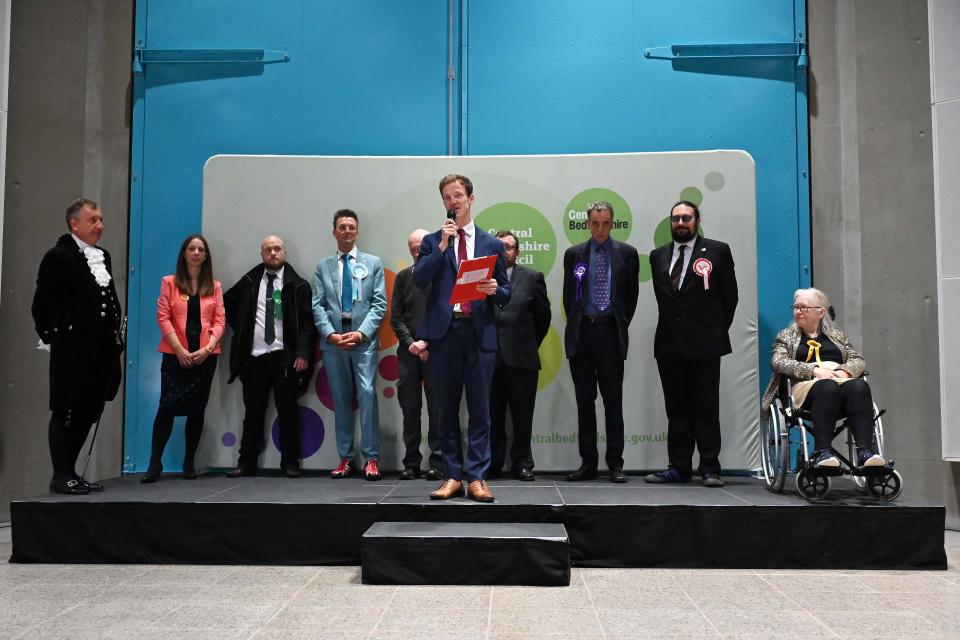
[390,265,428,353]
[494,265,551,370]
[649,236,738,360]
[562,239,640,359]
[223,262,317,388]
[32,234,123,414]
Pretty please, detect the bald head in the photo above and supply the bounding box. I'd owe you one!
[408,228,429,262]
[260,235,287,271]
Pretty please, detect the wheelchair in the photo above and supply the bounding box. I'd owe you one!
[760,376,902,500]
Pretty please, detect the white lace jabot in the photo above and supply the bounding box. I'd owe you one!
[83,245,112,287]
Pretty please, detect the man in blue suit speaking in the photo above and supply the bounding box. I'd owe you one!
[313,209,388,481]
[414,175,510,502]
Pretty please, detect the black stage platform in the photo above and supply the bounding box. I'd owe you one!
[10,474,946,570]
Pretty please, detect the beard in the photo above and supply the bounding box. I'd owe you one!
[671,222,698,243]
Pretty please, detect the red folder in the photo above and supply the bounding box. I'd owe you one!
[449,254,497,305]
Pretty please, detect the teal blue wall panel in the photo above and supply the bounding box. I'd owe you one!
[126,0,808,472]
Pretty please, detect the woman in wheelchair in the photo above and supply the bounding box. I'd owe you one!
[761,288,886,470]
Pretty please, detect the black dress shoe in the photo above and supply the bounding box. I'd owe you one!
[609,468,628,483]
[515,468,535,481]
[566,466,598,481]
[182,470,200,480]
[78,479,105,491]
[398,467,420,480]
[226,466,256,478]
[50,479,89,495]
[282,464,301,479]
[140,469,162,484]
[424,468,443,481]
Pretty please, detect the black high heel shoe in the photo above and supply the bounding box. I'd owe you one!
[140,468,162,484]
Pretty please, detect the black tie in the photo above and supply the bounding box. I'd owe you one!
[265,273,277,345]
[670,245,685,290]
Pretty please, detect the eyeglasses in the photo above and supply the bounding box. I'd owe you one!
[501,243,517,250]
[791,305,822,313]
[670,214,694,223]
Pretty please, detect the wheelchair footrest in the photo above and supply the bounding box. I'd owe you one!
[802,465,844,477]
[854,465,893,477]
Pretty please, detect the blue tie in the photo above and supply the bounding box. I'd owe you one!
[341,254,353,314]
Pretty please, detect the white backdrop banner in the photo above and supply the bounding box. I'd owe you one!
[201,151,758,472]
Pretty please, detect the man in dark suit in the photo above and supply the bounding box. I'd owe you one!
[391,228,442,481]
[414,174,510,502]
[563,201,639,483]
[32,198,123,495]
[489,230,551,481]
[223,235,317,479]
[645,201,738,487]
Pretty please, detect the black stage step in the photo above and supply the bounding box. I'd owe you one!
[9,475,947,570]
[362,522,570,586]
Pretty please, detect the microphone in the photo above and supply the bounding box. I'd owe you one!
[447,208,456,220]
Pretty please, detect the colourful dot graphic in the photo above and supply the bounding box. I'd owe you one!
[378,354,399,381]
[221,432,237,447]
[272,406,324,459]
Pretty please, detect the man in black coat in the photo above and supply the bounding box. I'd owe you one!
[646,201,738,487]
[390,228,442,481]
[223,235,317,478]
[562,201,639,483]
[489,230,551,481]
[32,198,123,495]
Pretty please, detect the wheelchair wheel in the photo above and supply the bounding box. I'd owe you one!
[867,469,902,501]
[761,408,788,493]
[795,468,831,500]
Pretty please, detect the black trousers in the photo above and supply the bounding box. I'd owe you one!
[656,355,722,476]
[396,348,441,470]
[802,378,875,452]
[490,363,538,472]
[48,410,96,483]
[239,351,301,468]
[569,320,625,470]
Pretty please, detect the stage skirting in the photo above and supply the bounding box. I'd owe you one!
[10,475,946,570]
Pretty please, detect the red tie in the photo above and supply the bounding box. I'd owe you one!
[457,228,471,316]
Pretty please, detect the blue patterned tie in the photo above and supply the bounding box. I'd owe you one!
[594,245,610,312]
[341,254,353,314]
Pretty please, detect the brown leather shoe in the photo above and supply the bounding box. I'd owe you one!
[429,478,464,500]
[467,480,495,503]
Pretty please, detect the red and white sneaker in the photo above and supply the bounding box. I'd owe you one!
[330,458,352,478]
[364,459,381,481]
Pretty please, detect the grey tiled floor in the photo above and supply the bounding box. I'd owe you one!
[1,525,958,639]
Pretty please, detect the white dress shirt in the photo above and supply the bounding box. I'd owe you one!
[251,265,285,357]
[671,239,696,288]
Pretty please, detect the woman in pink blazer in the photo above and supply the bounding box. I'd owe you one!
[141,234,225,483]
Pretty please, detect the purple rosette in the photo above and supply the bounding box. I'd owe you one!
[573,262,587,300]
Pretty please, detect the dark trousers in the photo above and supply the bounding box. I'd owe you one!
[802,378,875,452]
[569,320,625,470]
[148,412,204,474]
[239,350,301,469]
[656,355,722,476]
[490,363,537,473]
[48,411,95,483]
[430,318,495,482]
[396,348,442,471]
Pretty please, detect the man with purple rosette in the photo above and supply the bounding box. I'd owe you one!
[562,201,639,483]
[646,201,738,488]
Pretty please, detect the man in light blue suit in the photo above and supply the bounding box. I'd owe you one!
[414,174,510,502]
[313,209,388,480]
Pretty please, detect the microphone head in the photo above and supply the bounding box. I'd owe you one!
[446,208,456,220]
